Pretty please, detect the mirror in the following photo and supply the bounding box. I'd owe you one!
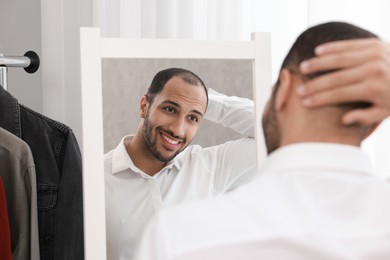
[80,28,271,260]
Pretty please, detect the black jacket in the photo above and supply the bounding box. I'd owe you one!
[0,87,84,260]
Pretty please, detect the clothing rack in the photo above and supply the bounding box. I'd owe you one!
[0,51,40,90]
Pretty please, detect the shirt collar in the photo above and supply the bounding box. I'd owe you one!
[261,142,373,177]
[111,135,181,175]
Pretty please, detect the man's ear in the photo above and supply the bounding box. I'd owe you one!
[275,69,293,112]
[140,95,149,118]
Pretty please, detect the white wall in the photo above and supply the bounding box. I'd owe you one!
[0,0,43,112]
[0,0,92,147]
[41,0,93,146]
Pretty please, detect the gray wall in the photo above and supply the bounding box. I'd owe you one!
[0,0,42,112]
[102,59,253,152]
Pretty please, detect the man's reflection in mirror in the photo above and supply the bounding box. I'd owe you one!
[104,68,256,259]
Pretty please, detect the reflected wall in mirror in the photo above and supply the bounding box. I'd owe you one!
[102,59,253,153]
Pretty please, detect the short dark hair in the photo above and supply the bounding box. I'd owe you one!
[281,21,378,80]
[146,68,208,107]
[272,21,378,109]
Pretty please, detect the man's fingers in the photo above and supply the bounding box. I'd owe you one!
[301,81,369,108]
[297,38,390,127]
[314,38,382,55]
[298,64,370,97]
[342,108,389,125]
[300,39,389,75]
[300,51,362,73]
[300,46,381,74]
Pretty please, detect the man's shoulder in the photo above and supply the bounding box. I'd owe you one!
[154,186,261,252]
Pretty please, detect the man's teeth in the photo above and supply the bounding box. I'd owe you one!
[162,134,179,145]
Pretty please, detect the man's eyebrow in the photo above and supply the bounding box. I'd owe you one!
[161,100,204,117]
[191,109,204,117]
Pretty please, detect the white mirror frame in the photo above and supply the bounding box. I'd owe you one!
[79,27,271,260]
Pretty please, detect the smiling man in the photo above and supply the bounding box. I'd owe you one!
[134,22,390,260]
[104,68,257,259]
[127,75,208,175]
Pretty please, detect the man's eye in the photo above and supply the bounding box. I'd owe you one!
[164,107,175,113]
[188,115,199,123]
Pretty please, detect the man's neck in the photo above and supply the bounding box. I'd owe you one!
[124,135,166,176]
[281,127,362,148]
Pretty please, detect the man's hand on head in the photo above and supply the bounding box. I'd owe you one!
[297,38,390,125]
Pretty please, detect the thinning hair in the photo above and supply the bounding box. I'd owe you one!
[282,21,378,80]
[272,21,378,110]
[146,68,208,107]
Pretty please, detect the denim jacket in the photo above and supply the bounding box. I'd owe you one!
[0,87,84,260]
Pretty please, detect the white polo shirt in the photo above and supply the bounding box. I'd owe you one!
[104,89,256,260]
[135,143,390,260]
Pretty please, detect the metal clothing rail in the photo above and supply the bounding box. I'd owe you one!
[0,51,40,90]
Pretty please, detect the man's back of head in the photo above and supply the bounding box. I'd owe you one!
[263,22,379,154]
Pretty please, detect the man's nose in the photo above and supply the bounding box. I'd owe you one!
[167,117,186,138]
